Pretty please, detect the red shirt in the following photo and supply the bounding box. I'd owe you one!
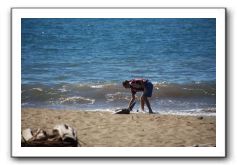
[129,79,147,95]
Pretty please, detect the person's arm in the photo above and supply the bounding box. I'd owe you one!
[128,93,136,108]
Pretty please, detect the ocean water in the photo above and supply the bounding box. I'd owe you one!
[21,18,216,115]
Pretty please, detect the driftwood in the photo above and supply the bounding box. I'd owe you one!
[21,124,79,147]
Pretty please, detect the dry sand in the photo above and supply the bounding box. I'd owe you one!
[21,108,216,147]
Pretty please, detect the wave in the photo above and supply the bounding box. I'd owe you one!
[21,81,216,106]
[58,96,95,105]
[105,92,131,102]
[157,108,216,116]
[154,82,216,98]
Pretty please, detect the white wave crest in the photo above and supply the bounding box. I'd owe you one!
[31,88,43,92]
[105,92,130,102]
[90,85,104,89]
[59,96,95,105]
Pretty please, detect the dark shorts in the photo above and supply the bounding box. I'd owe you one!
[143,81,153,97]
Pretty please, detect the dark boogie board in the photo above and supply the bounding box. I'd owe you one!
[114,101,136,114]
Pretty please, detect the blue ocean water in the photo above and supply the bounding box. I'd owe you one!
[21,18,216,115]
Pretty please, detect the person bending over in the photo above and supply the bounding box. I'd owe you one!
[122,79,154,114]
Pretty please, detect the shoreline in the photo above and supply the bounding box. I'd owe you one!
[21,106,216,117]
[22,108,216,147]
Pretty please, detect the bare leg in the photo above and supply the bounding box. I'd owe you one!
[140,96,145,111]
[143,96,153,113]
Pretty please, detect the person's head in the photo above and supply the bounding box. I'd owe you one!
[122,80,130,88]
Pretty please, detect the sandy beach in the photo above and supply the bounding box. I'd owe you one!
[21,108,216,147]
